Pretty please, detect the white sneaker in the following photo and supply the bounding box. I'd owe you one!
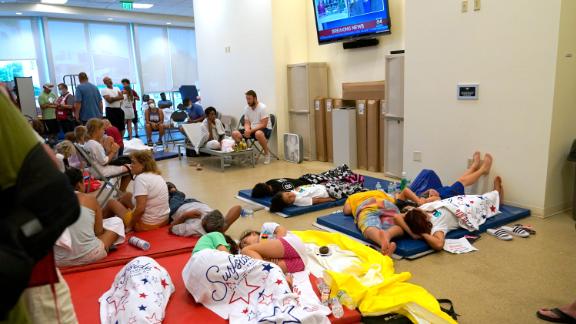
[263,154,271,165]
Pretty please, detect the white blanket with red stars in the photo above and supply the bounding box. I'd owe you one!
[182,249,330,323]
[99,256,175,324]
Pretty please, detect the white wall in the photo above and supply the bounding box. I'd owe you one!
[404,0,563,214]
[306,0,405,97]
[544,0,576,215]
[193,0,276,121]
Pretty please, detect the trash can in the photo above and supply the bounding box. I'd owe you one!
[569,139,576,220]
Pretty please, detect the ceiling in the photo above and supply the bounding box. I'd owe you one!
[0,0,194,17]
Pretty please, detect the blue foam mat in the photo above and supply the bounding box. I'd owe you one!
[316,204,531,258]
[153,151,180,161]
[237,176,390,217]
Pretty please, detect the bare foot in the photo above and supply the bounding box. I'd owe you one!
[471,151,481,170]
[538,304,576,322]
[481,153,493,174]
[379,230,396,256]
[493,176,503,205]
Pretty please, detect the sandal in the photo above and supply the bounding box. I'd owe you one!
[487,228,513,241]
[514,223,536,235]
[537,308,576,323]
[501,225,530,238]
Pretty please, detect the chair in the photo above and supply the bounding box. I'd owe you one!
[237,113,280,161]
[73,143,130,203]
[164,110,188,147]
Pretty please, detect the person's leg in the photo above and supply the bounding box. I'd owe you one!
[254,130,269,155]
[457,153,493,187]
[493,176,503,205]
[132,112,139,138]
[126,120,133,140]
[98,230,119,250]
[223,205,241,232]
[460,151,481,177]
[118,192,134,209]
[119,174,131,192]
[102,198,129,219]
[363,226,400,256]
[158,124,165,142]
[242,239,285,262]
[145,123,153,143]
[231,130,242,142]
[538,300,576,322]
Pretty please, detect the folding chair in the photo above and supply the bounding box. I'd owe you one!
[73,143,130,203]
[164,110,188,147]
[237,113,280,161]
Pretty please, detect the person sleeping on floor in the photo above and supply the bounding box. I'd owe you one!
[251,164,364,198]
[269,181,365,213]
[166,182,241,237]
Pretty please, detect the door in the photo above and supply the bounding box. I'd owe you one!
[383,54,405,178]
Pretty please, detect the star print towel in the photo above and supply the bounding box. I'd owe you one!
[99,256,175,324]
[182,250,330,323]
[420,190,500,231]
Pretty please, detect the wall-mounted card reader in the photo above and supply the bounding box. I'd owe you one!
[457,84,479,100]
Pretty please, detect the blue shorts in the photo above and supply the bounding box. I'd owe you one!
[240,128,271,140]
[359,212,395,233]
[437,181,465,199]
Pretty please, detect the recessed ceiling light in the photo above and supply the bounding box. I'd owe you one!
[41,0,69,4]
[133,3,154,9]
[166,22,172,25]
[15,12,22,15]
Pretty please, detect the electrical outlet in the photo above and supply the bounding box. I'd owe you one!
[474,0,481,11]
[461,0,468,13]
[413,151,422,162]
[224,46,231,53]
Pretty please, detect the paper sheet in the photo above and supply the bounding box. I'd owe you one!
[443,237,478,254]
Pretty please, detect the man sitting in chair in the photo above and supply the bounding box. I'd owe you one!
[232,90,272,165]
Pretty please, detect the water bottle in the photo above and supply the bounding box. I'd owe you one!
[241,208,254,219]
[387,182,396,194]
[317,278,330,306]
[331,297,344,318]
[129,236,150,250]
[375,181,382,192]
[400,171,410,191]
[336,290,356,310]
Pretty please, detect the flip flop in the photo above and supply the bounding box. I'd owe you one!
[487,228,513,241]
[501,225,530,238]
[537,308,576,323]
[514,223,536,235]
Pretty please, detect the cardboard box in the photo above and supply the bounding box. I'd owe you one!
[314,98,327,162]
[356,100,368,170]
[366,100,380,172]
[379,100,387,173]
[342,81,386,101]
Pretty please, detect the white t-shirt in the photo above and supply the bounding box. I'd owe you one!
[133,173,170,226]
[101,87,122,108]
[172,201,213,224]
[243,102,271,129]
[292,184,329,207]
[430,207,460,235]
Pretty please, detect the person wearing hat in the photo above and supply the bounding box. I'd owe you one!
[39,83,59,140]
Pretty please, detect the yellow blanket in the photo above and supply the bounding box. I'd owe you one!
[293,230,457,323]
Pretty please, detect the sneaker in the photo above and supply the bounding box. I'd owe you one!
[156,140,163,145]
[147,141,153,146]
[263,154,271,165]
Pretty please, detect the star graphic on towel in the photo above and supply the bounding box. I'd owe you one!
[275,279,283,285]
[248,310,258,321]
[138,304,147,311]
[146,313,162,324]
[141,278,149,284]
[258,289,266,299]
[139,292,147,299]
[229,277,260,304]
[490,205,496,212]
[262,263,273,272]
[258,305,302,324]
[242,308,249,314]
[258,293,274,305]
[161,278,169,289]
[106,288,129,315]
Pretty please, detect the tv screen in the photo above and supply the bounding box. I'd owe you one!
[313,0,391,44]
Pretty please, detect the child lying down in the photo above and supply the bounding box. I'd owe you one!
[182,232,330,323]
[269,182,365,213]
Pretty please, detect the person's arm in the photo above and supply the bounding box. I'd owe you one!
[133,91,140,101]
[145,109,150,124]
[74,91,82,120]
[131,195,148,228]
[159,109,165,124]
[251,116,269,133]
[343,201,352,215]
[243,117,251,137]
[86,195,105,236]
[170,210,202,226]
[397,188,426,205]
[312,197,335,205]
[191,115,205,123]
[273,225,288,238]
[216,245,228,252]
[393,213,420,239]
[421,231,445,251]
[98,95,104,115]
[62,95,75,110]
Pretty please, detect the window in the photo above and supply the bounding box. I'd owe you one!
[47,20,91,85]
[168,27,199,90]
[134,25,172,93]
[88,22,136,84]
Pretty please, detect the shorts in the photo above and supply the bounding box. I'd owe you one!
[437,181,465,199]
[358,210,395,234]
[122,106,135,120]
[240,128,271,140]
[279,236,306,273]
[123,209,169,231]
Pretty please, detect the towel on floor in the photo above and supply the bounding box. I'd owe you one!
[182,250,330,323]
[99,256,175,324]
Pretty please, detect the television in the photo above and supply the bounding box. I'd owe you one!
[312,0,391,45]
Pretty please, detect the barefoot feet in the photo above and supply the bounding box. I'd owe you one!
[471,151,481,170]
[379,230,397,256]
[481,153,493,175]
[493,176,503,205]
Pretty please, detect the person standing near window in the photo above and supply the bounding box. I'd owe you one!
[39,83,58,140]
[55,83,76,133]
[121,85,135,140]
[74,72,103,124]
[121,79,140,138]
[101,77,124,135]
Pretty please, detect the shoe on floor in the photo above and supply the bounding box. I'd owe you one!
[536,308,576,323]
[156,140,163,145]
[147,141,153,146]
[501,225,530,238]
[263,154,271,165]
[487,228,513,241]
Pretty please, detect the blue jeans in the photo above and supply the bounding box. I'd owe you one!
[169,190,199,217]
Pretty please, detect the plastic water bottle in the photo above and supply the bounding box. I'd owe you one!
[241,208,254,219]
[317,278,331,306]
[331,297,344,318]
[400,171,410,191]
[387,182,396,194]
[336,290,356,310]
[129,236,150,250]
[375,181,382,192]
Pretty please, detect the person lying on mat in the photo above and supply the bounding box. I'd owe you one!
[240,222,306,274]
[251,164,363,198]
[166,182,241,237]
[343,190,405,256]
[83,118,132,192]
[394,177,504,251]
[193,231,239,255]
[269,181,365,213]
[116,150,170,232]
[55,168,125,267]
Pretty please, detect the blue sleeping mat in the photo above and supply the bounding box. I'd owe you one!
[153,151,180,161]
[315,204,531,259]
[236,176,390,217]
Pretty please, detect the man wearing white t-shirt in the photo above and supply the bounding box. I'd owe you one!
[101,77,125,134]
[232,90,272,164]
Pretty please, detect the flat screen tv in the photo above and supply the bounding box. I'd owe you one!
[312,0,391,45]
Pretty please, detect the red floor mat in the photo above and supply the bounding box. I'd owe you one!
[64,252,361,324]
[60,227,198,274]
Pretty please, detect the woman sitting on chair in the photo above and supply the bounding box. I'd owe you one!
[145,98,165,146]
[199,106,226,150]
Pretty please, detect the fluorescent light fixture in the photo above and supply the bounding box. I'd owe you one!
[166,22,172,25]
[15,12,22,15]
[133,3,154,9]
[41,0,69,4]
[107,17,114,21]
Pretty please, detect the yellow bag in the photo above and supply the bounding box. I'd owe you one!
[293,230,457,323]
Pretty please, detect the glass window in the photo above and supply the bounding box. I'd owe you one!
[0,18,37,60]
[88,22,136,85]
[167,27,198,90]
[0,60,42,96]
[135,25,172,93]
[47,20,91,85]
